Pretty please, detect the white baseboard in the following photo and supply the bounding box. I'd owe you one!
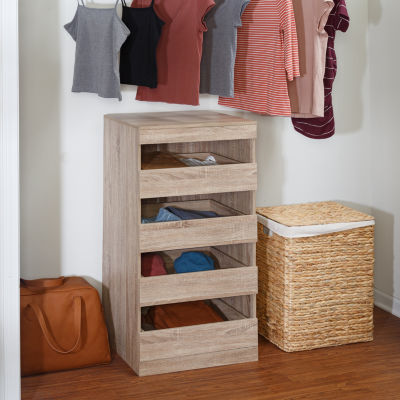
[374,289,400,318]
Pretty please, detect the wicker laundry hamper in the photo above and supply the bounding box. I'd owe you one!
[256,201,375,352]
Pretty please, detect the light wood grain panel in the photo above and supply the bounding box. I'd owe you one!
[103,117,140,374]
[140,124,256,145]
[140,267,258,306]
[140,318,258,362]
[140,215,257,252]
[139,347,258,376]
[106,111,256,130]
[140,163,257,198]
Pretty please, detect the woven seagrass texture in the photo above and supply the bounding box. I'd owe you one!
[257,201,374,227]
[257,222,375,352]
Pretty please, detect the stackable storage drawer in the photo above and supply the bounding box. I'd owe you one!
[140,215,257,252]
[140,163,257,198]
[103,111,258,376]
[139,318,258,375]
[140,148,257,199]
[140,200,257,252]
[140,246,258,307]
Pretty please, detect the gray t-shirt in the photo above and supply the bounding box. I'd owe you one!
[200,0,250,98]
[64,1,130,101]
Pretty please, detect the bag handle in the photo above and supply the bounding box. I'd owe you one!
[27,296,82,354]
[21,277,65,290]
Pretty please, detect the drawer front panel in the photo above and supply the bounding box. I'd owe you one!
[139,347,258,376]
[140,318,258,362]
[140,163,257,199]
[139,124,257,145]
[140,266,258,307]
[140,215,257,252]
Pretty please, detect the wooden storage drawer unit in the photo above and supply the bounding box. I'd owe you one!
[103,111,258,376]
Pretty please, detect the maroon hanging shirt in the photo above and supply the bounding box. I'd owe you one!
[292,0,349,139]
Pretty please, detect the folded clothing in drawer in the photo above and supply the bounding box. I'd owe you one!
[141,253,167,277]
[179,155,217,167]
[145,301,225,330]
[142,208,182,224]
[174,251,214,273]
[141,251,215,276]
[142,206,219,224]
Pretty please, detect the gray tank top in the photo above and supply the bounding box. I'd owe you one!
[200,0,250,98]
[64,0,130,101]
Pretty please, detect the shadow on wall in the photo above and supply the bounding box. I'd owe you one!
[216,110,286,208]
[370,207,395,310]
[252,115,285,207]
[337,200,395,311]
[222,111,286,208]
[368,0,383,26]
[334,0,371,135]
[19,0,62,279]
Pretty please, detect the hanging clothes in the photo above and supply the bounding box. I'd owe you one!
[200,0,251,98]
[135,0,215,106]
[218,0,300,116]
[64,0,130,100]
[291,0,349,139]
[287,0,334,118]
[119,0,164,88]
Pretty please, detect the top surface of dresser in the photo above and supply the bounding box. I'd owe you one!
[105,111,257,144]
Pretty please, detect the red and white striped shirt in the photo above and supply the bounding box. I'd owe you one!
[219,0,300,116]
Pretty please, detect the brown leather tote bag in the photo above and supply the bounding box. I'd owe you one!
[20,276,111,376]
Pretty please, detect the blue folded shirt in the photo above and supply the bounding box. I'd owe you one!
[141,208,181,224]
[174,251,215,274]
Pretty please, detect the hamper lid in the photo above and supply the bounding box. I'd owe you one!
[256,201,375,238]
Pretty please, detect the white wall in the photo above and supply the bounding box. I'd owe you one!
[20,1,373,297]
[1,0,21,398]
[368,0,400,317]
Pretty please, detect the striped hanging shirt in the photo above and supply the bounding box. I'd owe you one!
[291,0,349,139]
[218,0,300,116]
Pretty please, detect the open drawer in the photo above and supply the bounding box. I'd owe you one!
[140,151,257,198]
[139,298,258,375]
[140,247,258,307]
[140,199,257,252]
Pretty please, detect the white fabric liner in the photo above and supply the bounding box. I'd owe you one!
[257,214,375,239]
